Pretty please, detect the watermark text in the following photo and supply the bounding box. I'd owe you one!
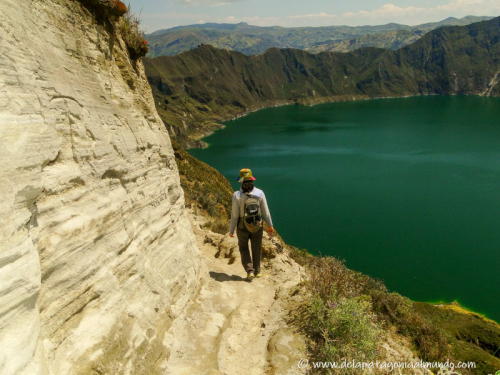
[297,358,476,372]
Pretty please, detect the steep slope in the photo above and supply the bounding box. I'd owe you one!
[0,0,204,374]
[144,17,500,147]
[146,16,493,57]
[357,18,500,96]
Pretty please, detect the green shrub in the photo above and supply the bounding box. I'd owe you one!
[288,246,314,266]
[299,292,381,374]
[305,256,382,301]
[369,290,451,361]
[288,248,452,365]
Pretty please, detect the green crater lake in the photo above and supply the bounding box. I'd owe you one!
[189,96,500,323]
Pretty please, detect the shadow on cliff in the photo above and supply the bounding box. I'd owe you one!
[209,271,248,282]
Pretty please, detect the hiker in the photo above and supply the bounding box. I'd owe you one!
[229,168,274,280]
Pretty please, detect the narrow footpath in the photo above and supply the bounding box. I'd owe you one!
[162,210,307,375]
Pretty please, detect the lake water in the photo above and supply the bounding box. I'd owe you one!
[189,96,500,323]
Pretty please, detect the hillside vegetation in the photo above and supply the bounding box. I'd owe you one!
[146,16,493,57]
[145,16,500,147]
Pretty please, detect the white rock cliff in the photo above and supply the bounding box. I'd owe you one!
[0,0,204,373]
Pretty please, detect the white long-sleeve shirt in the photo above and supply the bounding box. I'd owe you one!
[229,187,273,234]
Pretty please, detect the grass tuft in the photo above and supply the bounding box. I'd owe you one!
[119,4,149,60]
[77,0,148,60]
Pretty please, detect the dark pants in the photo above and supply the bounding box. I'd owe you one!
[236,226,263,274]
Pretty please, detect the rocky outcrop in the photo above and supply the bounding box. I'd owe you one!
[0,0,204,374]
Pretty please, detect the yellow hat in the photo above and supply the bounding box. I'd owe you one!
[237,168,256,183]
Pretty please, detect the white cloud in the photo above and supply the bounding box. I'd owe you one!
[343,4,430,21]
[142,12,207,20]
[179,0,244,5]
[342,0,500,25]
[288,12,336,20]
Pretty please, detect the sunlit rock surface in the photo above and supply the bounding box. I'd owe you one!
[0,0,203,373]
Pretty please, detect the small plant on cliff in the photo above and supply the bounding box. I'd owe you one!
[119,5,149,60]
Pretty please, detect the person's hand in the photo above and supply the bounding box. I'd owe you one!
[268,227,274,235]
[229,232,234,237]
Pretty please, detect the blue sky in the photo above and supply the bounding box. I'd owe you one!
[126,0,500,33]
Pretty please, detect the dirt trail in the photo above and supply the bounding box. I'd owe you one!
[161,211,307,375]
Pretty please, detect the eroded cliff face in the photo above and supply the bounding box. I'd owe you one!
[0,0,204,373]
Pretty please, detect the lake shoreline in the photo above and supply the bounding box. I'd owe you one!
[187,92,500,150]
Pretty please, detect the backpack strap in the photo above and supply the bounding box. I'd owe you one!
[238,192,247,218]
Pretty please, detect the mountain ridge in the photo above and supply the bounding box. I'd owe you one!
[147,15,494,57]
[144,16,500,147]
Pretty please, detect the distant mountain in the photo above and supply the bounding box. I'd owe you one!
[307,16,497,53]
[144,17,500,147]
[146,16,494,57]
[305,30,420,53]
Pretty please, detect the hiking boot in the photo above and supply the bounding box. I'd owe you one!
[255,272,261,278]
[247,272,255,281]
